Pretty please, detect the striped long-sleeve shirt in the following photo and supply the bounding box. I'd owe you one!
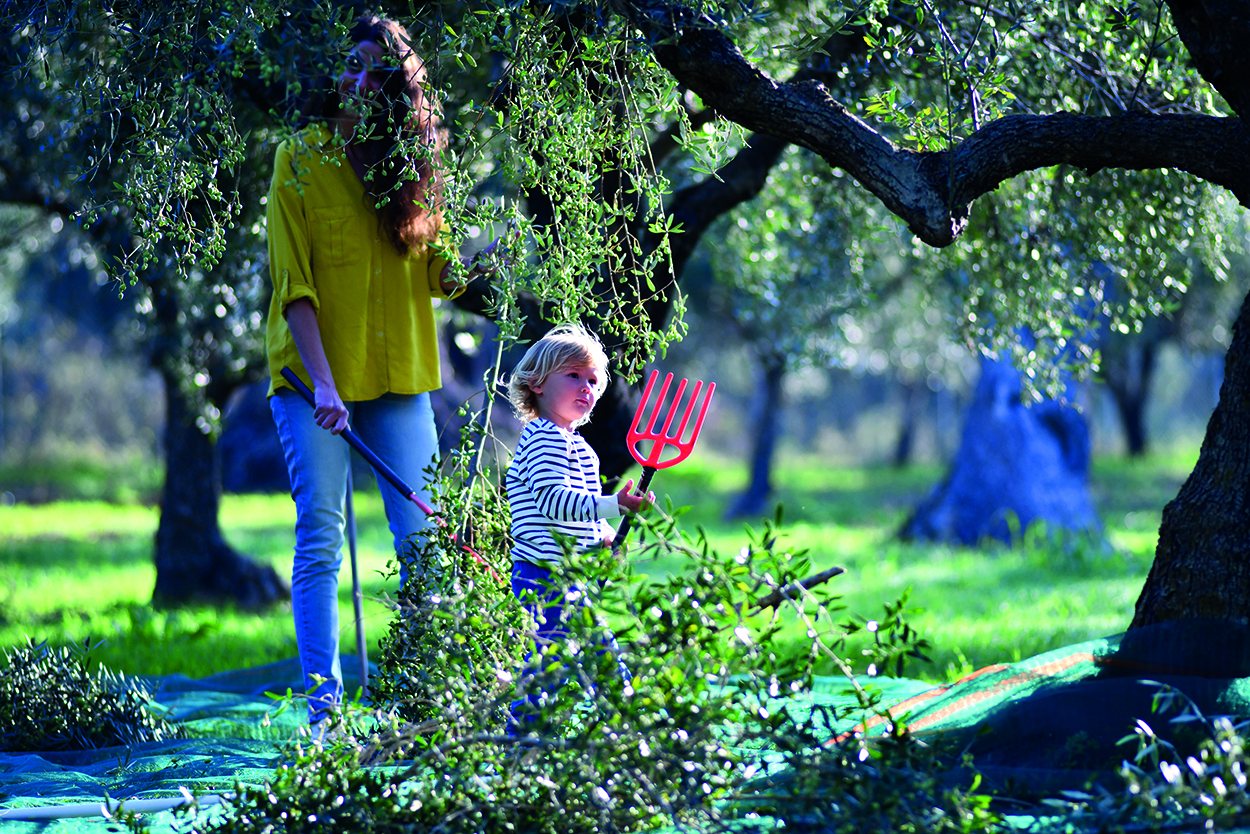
[506,418,621,567]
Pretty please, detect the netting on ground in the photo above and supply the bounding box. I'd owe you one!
[0,656,369,832]
[858,619,1250,794]
[3,620,1250,831]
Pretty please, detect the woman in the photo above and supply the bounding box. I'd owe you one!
[265,15,493,727]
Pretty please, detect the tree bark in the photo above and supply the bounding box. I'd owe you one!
[1165,0,1250,118]
[625,0,1250,239]
[893,380,923,468]
[1130,290,1250,629]
[900,358,1100,545]
[1099,263,1175,458]
[151,367,289,608]
[1104,340,1158,457]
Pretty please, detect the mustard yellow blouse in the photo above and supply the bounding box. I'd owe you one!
[264,126,453,401]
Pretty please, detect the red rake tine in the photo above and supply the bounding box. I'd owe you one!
[630,372,682,467]
[628,372,714,470]
[638,375,687,465]
[615,370,716,551]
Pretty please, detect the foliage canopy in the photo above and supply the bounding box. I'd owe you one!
[6,0,1245,398]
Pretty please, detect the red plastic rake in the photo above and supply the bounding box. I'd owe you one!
[614,370,716,548]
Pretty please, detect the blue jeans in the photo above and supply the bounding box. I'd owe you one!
[513,560,581,646]
[270,388,439,721]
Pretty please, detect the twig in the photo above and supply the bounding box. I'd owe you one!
[1126,0,1167,112]
[750,566,846,612]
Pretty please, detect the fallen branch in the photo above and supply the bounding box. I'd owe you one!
[751,566,846,613]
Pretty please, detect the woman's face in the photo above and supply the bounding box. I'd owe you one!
[337,40,390,126]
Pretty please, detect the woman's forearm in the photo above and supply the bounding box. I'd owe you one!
[439,236,504,294]
[283,298,349,433]
[440,257,482,295]
[284,299,335,389]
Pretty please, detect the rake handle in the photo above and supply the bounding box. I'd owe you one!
[344,470,368,699]
[612,466,656,552]
[279,367,502,582]
[280,368,435,514]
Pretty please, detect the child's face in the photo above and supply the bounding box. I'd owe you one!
[533,363,604,430]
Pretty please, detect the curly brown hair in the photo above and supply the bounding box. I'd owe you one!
[333,15,447,255]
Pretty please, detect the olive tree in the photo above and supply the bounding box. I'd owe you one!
[609,0,1250,628]
[5,0,1250,634]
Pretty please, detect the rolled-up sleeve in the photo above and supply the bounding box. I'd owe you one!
[268,141,320,314]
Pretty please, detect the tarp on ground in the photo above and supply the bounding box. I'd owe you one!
[851,619,1250,795]
[4,620,1250,831]
[0,655,373,832]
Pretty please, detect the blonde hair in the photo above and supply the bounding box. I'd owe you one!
[508,325,610,426]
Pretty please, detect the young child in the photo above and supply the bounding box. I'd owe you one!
[505,325,650,705]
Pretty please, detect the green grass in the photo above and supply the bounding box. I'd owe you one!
[0,492,399,679]
[640,451,1194,682]
[0,451,1196,684]
[0,454,162,505]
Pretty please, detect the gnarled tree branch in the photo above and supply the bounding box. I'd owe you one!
[622,0,1250,247]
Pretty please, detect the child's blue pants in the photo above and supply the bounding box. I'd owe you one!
[510,560,629,725]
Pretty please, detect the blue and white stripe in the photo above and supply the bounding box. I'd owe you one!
[507,419,620,566]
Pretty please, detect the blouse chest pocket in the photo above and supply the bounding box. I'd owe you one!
[309,207,371,272]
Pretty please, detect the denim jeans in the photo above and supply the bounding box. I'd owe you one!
[270,388,438,721]
[512,560,581,646]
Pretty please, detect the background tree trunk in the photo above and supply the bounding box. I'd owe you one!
[899,357,1100,545]
[1131,290,1250,629]
[1099,260,1173,458]
[219,382,291,494]
[151,368,289,608]
[726,352,785,520]
[1104,339,1158,457]
[893,380,923,468]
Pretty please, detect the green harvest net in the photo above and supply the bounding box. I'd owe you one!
[3,620,1249,832]
[0,655,366,831]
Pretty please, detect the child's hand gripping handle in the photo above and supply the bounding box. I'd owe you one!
[612,466,656,553]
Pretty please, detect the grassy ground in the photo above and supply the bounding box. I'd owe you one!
[0,451,1196,684]
[0,493,400,678]
[643,450,1195,682]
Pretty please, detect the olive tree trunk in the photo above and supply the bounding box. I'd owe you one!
[151,368,289,608]
[1130,290,1250,629]
[899,357,1100,545]
[726,352,785,521]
